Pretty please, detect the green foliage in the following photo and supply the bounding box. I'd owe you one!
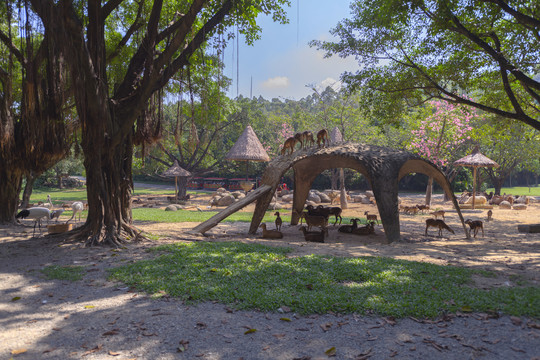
[109,242,540,318]
[42,265,85,281]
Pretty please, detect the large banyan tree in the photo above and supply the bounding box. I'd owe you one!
[0,3,73,223]
[28,0,288,245]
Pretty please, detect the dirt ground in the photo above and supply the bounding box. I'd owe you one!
[1,192,539,359]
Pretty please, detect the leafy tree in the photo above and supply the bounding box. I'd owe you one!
[472,117,540,195]
[312,1,540,131]
[30,0,289,245]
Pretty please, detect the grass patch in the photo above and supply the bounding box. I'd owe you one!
[484,186,540,196]
[132,208,282,223]
[108,242,540,318]
[42,265,85,281]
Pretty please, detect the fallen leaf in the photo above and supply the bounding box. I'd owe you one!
[11,296,21,302]
[510,346,525,353]
[280,317,291,322]
[320,322,332,332]
[305,284,313,290]
[460,305,473,313]
[527,321,540,329]
[244,328,257,334]
[84,305,95,309]
[272,333,286,339]
[510,316,523,326]
[389,350,398,357]
[262,345,270,350]
[384,316,396,326]
[102,329,119,336]
[108,350,121,356]
[82,344,102,356]
[43,348,57,353]
[325,346,336,356]
[177,339,189,352]
[11,348,27,355]
[355,348,372,359]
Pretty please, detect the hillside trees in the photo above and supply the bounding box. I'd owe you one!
[0,2,73,223]
[313,0,540,131]
[29,0,288,245]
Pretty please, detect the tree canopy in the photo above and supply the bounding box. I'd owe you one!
[312,0,540,131]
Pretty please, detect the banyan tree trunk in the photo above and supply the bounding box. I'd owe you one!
[21,172,39,210]
[0,163,23,223]
[425,177,433,206]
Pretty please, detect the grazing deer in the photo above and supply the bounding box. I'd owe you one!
[316,129,329,148]
[294,132,305,149]
[425,218,455,237]
[429,210,445,220]
[364,211,379,224]
[416,204,430,214]
[465,219,484,238]
[487,209,493,222]
[281,137,297,155]
[274,211,282,231]
[404,206,419,215]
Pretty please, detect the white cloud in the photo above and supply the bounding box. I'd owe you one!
[262,76,290,89]
[317,77,342,92]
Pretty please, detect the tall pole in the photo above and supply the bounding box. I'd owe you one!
[472,167,477,210]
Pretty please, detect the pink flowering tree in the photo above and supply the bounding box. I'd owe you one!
[406,100,476,203]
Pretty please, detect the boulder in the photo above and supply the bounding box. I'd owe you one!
[216,187,227,194]
[513,204,527,210]
[365,190,374,198]
[318,192,331,203]
[499,201,512,209]
[281,194,294,203]
[231,191,244,199]
[165,205,178,211]
[307,193,321,203]
[465,195,487,205]
[217,194,235,206]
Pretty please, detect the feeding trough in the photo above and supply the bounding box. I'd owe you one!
[47,223,73,234]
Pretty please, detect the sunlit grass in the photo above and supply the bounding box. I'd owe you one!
[108,242,540,318]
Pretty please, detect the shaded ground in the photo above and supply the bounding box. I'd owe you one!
[1,192,539,359]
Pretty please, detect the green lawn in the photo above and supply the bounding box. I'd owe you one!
[485,186,540,196]
[108,241,540,318]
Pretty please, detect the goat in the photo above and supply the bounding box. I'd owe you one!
[316,129,329,148]
[352,221,376,236]
[338,218,360,233]
[429,210,445,220]
[487,209,493,222]
[364,211,379,224]
[259,223,283,239]
[299,226,325,243]
[281,137,297,155]
[425,218,454,237]
[274,211,283,231]
[465,219,484,238]
[302,213,329,234]
[308,205,342,226]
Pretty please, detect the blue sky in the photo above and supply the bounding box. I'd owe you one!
[223,0,359,100]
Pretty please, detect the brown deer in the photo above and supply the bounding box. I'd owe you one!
[487,209,493,222]
[281,137,297,155]
[416,204,430,214]
[274,211,283,231]
[364,211,379,224]
[352,221,376,235]
[429,210,445,220]
[294,132,305,149]
[316,129,329,148]
[465,219,484,238]
[303,130,315,148]
[425,219,455,237]
[259,223,283,239]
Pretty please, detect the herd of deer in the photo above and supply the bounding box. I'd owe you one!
[261,202,488,241]
[281,129,329,155]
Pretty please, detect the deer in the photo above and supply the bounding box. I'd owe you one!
[352,221,376,236]
[429,210,445,220]
[416,204,430,214]
[302,213,329,234]
[487,209,493,222]
[307,205,342,226]
[425,219,455,237]
[259,223,283,239]
[338,218,360,233]
[302,130,315,148]
[465,219,484,238]
[364,211,379,224]
[294,132,305,149]
[274,211,283,231]
[281,137,298,155]
[316,129,329,148]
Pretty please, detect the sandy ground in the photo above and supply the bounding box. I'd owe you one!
[1,192,539,359]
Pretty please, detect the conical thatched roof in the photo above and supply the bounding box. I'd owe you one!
[330,126,343,143]
[453,146,499,168]
[226,125,270,162]
[162,160,192,177]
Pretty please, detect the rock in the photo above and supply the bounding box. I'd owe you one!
[365,190,374,198]
[465,196,487,205]
[318,193,331,203]
[216,187,227,194]
[231,191,244,199]
[281,194,294,203]
[360,196,372,204]
[352,195,363,203]
[499,201,512,209]
[280,189,291,196]
[513,204,527,210]
[307,193,321,203]
[217,194,235,206]
[305,200,317,207]
[165,205,178,211]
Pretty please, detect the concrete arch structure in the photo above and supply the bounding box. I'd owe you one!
[193,142,468,243]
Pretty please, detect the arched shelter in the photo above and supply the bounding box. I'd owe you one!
[192,142,468,243]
